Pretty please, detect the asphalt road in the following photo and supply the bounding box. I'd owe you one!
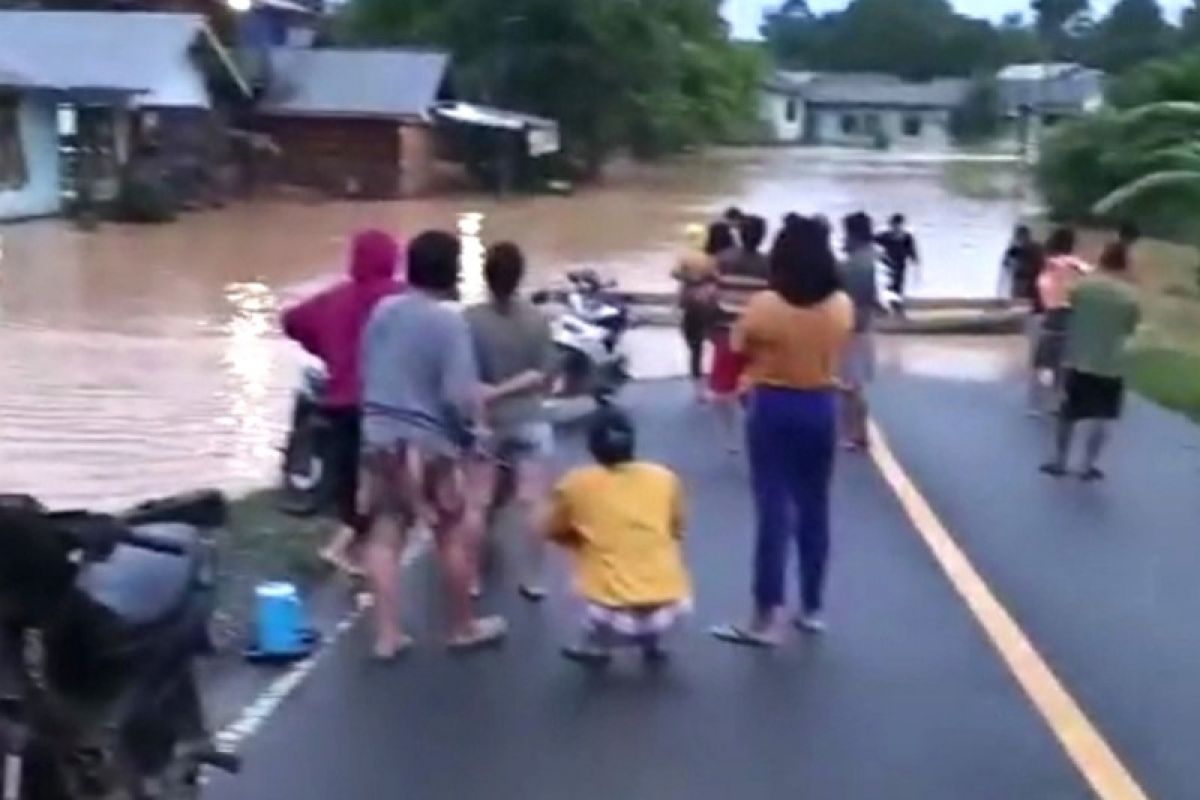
[202,376,1199,800]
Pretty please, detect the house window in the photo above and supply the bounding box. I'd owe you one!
[0,94,28,191]
[785,99,798,123]
[864,113,881,135]
[903,114,923,137]
[840,113,859,135]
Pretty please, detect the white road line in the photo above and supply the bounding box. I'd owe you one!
[214,528,432,757]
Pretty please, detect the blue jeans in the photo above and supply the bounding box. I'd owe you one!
[746,386,836,615]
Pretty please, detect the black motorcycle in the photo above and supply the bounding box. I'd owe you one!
[0,491,240,799]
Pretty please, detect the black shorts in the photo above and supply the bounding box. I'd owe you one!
[320,407,363,531]
[1062,370,1125,421]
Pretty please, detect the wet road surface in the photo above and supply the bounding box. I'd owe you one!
[0,150,1022,507]
[199,371,1200,799]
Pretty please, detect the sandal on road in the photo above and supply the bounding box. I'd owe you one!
[561,645,613,667]
[447,616,508,652]
[710,624,780,648]
[371,635,414,663]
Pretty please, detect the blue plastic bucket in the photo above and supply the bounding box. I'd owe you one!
[254,581,307,657]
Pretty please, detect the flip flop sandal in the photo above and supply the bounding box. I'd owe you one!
[519,585,548,603]
[371,635,414,663]
[561,645,613,666]
[710,624,779,648]
[1039,463,1068,478]
[1080,467,1107,482]
[447,616,508,651]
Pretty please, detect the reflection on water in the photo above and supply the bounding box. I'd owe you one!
[0,150,1023,506]
[220,281,280,483]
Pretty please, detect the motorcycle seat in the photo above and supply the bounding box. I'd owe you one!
[75,523,199,628]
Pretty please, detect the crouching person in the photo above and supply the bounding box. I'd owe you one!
[547,408,692,665]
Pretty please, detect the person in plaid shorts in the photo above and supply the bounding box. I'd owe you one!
[546,408,692,665]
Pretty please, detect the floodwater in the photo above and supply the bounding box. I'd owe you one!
[0,149,1024,507]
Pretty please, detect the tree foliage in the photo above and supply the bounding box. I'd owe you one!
[1038,55,1200,240]
[334,0,763,169]
[762,0,1177,79]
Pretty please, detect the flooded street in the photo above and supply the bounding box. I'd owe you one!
[0,149,1023,506]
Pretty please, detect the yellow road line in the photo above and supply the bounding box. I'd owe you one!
[868,420,1148,800]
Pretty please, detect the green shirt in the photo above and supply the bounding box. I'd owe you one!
[1065,275,1140,378]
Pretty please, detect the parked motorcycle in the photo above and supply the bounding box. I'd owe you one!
[277,364,330,517]
[0,491,240,800]
[534,269,631,405]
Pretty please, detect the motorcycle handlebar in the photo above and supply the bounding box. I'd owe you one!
[120,530,188,557]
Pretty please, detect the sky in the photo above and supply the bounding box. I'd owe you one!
[725,0,1192,39]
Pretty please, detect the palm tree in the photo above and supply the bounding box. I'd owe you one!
[1092,101,1200,214]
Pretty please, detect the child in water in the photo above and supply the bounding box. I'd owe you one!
[547,407,692,665]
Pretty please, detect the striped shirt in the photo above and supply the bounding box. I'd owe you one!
[714,249,770,331]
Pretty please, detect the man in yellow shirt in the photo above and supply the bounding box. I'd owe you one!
[547,408,693,665]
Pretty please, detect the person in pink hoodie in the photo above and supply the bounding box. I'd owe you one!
[283,229,405,574]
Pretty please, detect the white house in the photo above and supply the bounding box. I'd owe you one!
[760,71,816,144]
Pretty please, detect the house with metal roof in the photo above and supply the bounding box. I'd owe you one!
[760,71,970,150]
[0,10,250,221]
[254,48,561,198]
[996,63,1104,122]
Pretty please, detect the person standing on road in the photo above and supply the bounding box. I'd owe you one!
[1030,227,1091,415]
[466,242,556,601]
[359,230,506,659]
[547,407,692,665]
[710,214,771,453]
[876,213,920,303]
[672,224,719,398]
[713,216,853,647]
[282,229,404,576]
[1041,242,1141,480]
[838,212,884,452]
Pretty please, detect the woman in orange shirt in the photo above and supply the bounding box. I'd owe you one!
[712,216,854,647]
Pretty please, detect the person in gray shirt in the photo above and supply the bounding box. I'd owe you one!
[465,243,557,601]
[359,230,506,658]
[838,212,885,452]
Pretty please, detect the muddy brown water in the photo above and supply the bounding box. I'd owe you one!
[0,149,1025,507]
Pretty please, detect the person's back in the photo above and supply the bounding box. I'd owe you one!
[283,229,402,409]
[838,245,879,333]
[362,291,477,454]
[550,461,690,607]
[466,297,553,431]
[1067,274,1140,378]
[715,247,770,329]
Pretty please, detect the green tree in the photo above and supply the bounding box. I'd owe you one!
[1032,0,1090,59]
[951,76,1003,143]
[1087,0,1174,73]
[761,0,1009,79]
[335,0,761,170]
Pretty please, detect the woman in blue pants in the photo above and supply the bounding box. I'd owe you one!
[712,215,853,647]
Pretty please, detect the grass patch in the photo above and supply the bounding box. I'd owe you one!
[1126,348,1200,423]
[211,490,335,648]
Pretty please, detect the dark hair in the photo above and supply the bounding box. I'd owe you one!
[843,211,874,249]
[770,216,842,307]
[739,215,767,253]
[890,213,906,227]
[723,206,744,223]
[1118,221,1141,245]
[588,406,636,467]
[704,222,736,256]
[1046,226,1076,256]
[1100,242,1130,273]
[484,242,525,305]
[1014,224,1032,240]
[407,230,461,293]
[0,507,76,624]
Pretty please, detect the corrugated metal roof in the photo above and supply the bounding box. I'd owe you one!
[0,11,247,107]
[259,48,450,120]
[763,70,818,94]
[804,74,970,109]
[997,64,1104,113]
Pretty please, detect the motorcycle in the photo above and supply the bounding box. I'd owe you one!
[0,491,240,800]
[534,269,631,405]
[277,364,330,517]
